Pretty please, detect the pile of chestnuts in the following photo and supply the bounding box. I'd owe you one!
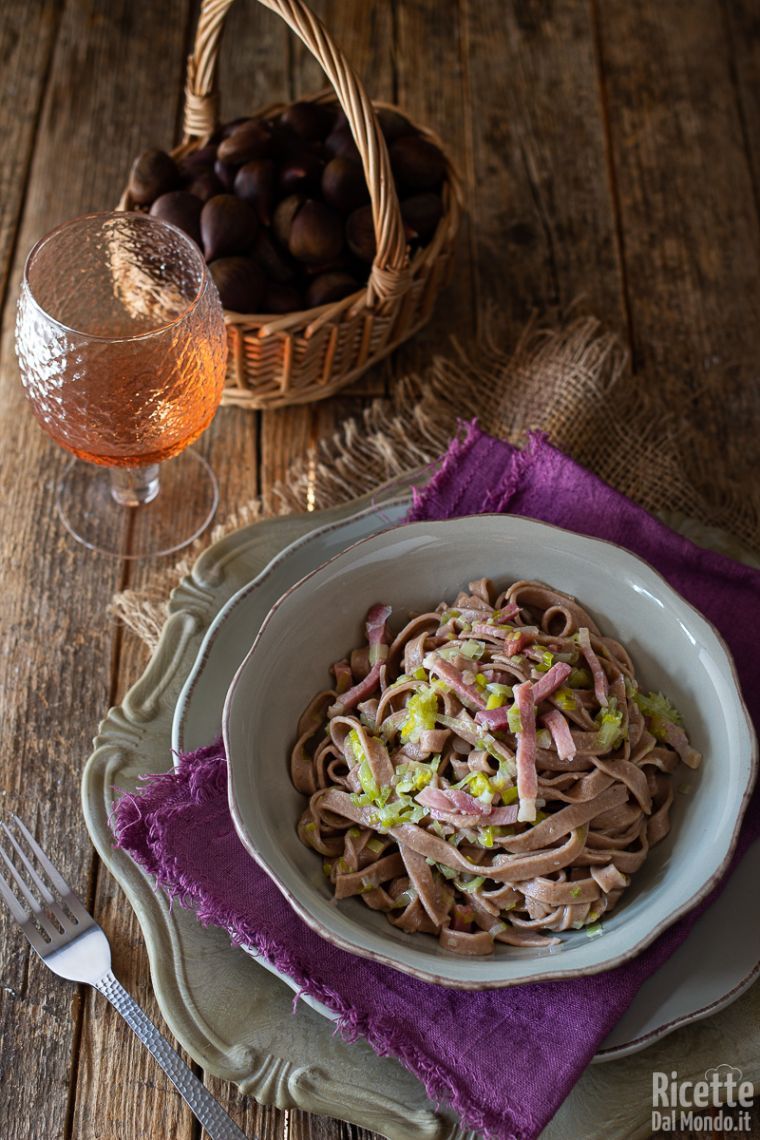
[127,101,447,314]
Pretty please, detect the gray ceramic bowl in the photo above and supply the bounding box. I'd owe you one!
[223,516,757,988]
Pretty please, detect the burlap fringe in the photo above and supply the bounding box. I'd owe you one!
[112,315,760,648]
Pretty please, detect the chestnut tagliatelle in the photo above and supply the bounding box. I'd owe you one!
[290,578,702,956]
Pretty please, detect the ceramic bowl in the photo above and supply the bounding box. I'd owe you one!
[223,516,757,988]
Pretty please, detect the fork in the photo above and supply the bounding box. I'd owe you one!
[0,815,250,1140]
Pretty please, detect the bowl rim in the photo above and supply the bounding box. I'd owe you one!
[223,513,758,989]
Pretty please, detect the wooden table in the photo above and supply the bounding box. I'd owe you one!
[0,2,758,1138]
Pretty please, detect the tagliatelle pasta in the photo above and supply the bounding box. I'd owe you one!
[290,578,702,956]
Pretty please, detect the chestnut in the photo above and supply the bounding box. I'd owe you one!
[306,272,359,308]
[345,205,376,263]
[128,149,178,206]
[288,200,344,265]
[321,156,370,214]
[209,257,264,312]
[261,282,305,313]
[272,194,305,249]
[149,191,203,246]
[200,194,258,261]
[278,101,336,142]
[400,192,444,243]
[217,121,273,165]
[234,159,277,225]
[390,135,446,192]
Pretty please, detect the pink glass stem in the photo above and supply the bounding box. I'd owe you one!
[109,465,160,507]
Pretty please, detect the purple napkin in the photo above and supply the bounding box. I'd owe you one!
[113,425,759,1140]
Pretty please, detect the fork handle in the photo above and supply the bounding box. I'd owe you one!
[95,971,250,1140]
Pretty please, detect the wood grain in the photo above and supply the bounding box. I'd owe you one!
[461,0,626,340]
[0,2,201,1138]
[723,0,760,212]
[594,0,760,466]
[0,1,61,306]
[0,1,757,1138]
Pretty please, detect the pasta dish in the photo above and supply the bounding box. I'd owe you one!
[291,578,701,955]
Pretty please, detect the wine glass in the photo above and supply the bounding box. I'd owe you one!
[15,211,228,558]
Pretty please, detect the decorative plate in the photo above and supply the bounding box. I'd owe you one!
[82,478,760,1138]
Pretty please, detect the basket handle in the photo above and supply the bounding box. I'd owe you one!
[183,0,410,307]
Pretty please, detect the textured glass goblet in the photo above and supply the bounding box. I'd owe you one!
[15,211,228,557]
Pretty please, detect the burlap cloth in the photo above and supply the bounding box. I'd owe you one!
[112,315,759,643]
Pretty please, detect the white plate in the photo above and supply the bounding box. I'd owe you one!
[174,502,760,1055]
[225,515,755,987]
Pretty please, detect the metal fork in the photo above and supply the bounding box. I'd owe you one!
[0,815,250,1140]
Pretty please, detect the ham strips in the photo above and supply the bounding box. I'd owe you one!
[366,603,392,664]
[295,584,702,956]
[531,661,572,703]
[578,626,609,707]
[414,785,520,827]
[475,662,571,733]
[426,655,486,710]
[542,708,576,762]
[513,681,538,822]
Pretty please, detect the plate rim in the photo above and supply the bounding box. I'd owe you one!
[223,511,758,990]
[172,495,410,755]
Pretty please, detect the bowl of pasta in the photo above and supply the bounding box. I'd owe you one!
[223,515,756,988]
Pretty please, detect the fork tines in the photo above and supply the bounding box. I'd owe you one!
[0,816,88,952]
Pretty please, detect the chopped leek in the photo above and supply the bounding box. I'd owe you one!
[413,666,428,681]
[455,875,486,894]
[467,772,493,800]
[554,687,577,711]
[633,689,683,740]
[475,672,488,687]
[536,728,551,750]
[322,861,333,877]
[460,639,486,659]
[486,682,513,696]
[595,696,626,750]
[390,888,417,909]
[392,760,434,795]
[568,666,592,688]
[535,648,555,673]
[358,758,380,801]
[400,688,439,743]
[490,757,517,797]
[367,836,386,854]
[437,862,458,880]
[486,691,507,710]
[371,798,427,832]
[585,922,604,938]
[507,704,523,734]
[347,728,364,763]
[478,826,495,848]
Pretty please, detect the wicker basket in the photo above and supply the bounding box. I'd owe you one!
[118,0,462,410]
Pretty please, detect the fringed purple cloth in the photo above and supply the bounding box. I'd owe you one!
[113,425,760,1140]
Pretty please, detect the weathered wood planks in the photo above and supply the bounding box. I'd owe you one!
[0,2,756,1138]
